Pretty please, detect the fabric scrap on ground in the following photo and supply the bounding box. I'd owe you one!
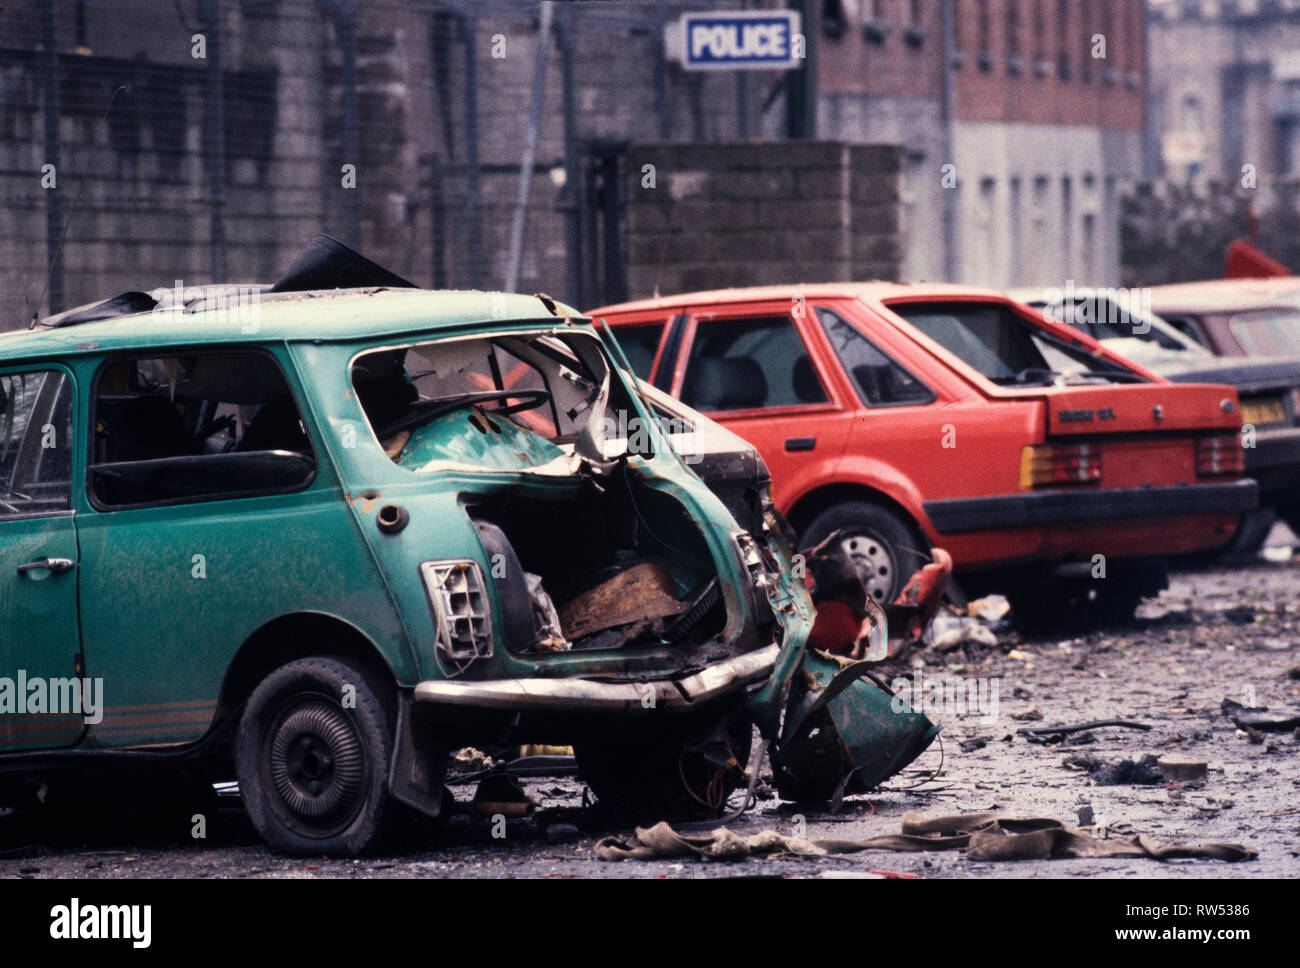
[594,812,1256,863]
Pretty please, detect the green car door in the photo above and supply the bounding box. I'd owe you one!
[71,346,407,748]
[0,366,84,752]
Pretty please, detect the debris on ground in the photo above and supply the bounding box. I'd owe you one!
[469,774,537,818]
[1157,755,1209,782]
[452,747,495,772]
[965,595,1011,624]
[1222,698,1300,732]
[802,532,952,660]
[1018,719,1153,745]
[931,616,1000,652]
[1064,754,1166,785]
[595,811,1256,863]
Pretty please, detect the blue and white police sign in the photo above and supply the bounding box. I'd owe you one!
[669,10,803,71]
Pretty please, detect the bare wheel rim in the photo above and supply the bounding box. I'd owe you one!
[263,693,369,839]
[840,531,897,604]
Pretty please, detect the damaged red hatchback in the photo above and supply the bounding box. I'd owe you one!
[594,285,1256,626]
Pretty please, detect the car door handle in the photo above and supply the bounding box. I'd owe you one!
[16,558,76,576]
[785,437,817,453]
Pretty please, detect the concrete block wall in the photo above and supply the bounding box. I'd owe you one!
[624,141,904,298]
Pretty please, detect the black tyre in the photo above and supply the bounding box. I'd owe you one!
[800,501,927,605]
[236,657,396,856]
[1221,509,1276,557]
[575,715,752,819]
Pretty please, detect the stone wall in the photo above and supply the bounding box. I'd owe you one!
[624,142,904,298]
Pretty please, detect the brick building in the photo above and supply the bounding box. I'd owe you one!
[1149,0,1300,181]
[818,0,1148,287]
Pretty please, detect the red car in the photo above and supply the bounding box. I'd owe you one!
[592,285,1256,625]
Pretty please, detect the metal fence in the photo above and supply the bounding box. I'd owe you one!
[0,0,786,327]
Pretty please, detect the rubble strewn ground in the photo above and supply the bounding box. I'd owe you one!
[4,530,1299,879]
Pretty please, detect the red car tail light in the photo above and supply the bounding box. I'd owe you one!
[1019,443,1102,487]
[1196,435,1244,477]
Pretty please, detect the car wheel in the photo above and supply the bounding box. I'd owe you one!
[800,501,926,605]
[236,657,395,856]
[575,715,752,819]
[1223,509,1276,557]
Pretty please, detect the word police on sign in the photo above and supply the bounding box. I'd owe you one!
[666,10,804,71]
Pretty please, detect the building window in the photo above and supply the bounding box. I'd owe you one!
[904,0,925,47]
[1034,0,1051,76]
[1007,1,1024,75]
[863,0,892,44]
[823,0,849,40]
[977,0,994,72]
[1057,0,1073,81]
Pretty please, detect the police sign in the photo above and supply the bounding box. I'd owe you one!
[668,10,803,71]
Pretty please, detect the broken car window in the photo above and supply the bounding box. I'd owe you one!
[90,351,315,508]
[354,331,645,470]
[0,371,72,517]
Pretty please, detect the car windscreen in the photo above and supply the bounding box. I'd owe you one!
[1038,296,1195,351]
[888,300,1144,386]
[1227,309,1300,356]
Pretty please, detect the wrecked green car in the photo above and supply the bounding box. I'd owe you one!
[0,238,935,855]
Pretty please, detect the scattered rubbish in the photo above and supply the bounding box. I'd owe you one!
[469,774,537,818]
[1222,698,1300,732]
[452,747,495,773]
[1065,754,1166,785]
[1018,719,1153,745]
[1288,667,1300,681]
[1006,649,1033,662]
[931,617,999,653]
[803,533,952,660]
[1261,546,1294,564]
[966,595,1011,624]
[1010,707,1044,722]
[595,811,1256,863]
[520,745,575,758]
[1157,755,1208,782]
[959,736,992,753]
[1224,606,1256,625]
[545,823,581,845]
[770,652,939,804]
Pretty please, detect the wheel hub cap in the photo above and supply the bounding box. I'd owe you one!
[268,699,366,828]
[840,533,896,603]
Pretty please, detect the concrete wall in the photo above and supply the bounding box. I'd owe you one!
[623,141,903,298]
[952,122,1142,289]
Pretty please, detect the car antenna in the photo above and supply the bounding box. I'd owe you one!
[27,83,129,329]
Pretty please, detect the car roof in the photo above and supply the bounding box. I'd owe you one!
[1147,277,1300,314]
[0,288,585,363]
[588,281,1010,316]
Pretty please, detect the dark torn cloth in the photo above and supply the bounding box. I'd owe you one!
[594,812,1257,863]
